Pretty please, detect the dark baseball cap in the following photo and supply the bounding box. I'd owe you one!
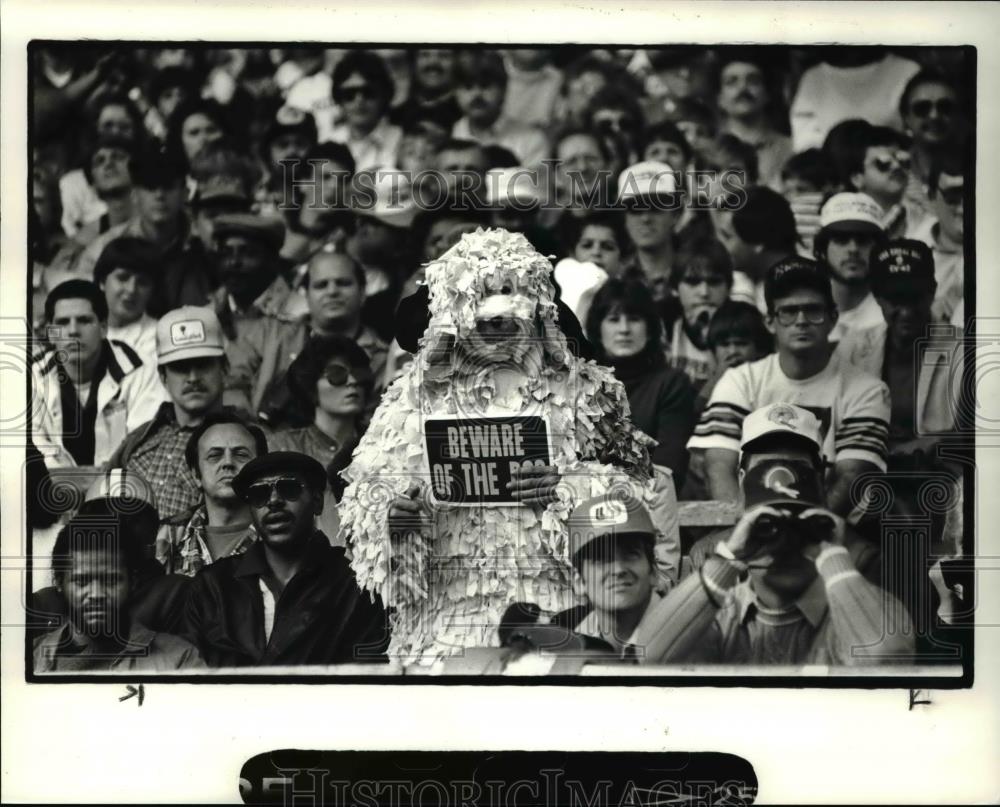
[764,256,833,312]
[232,451,328,500]
[871,239,936,299]
[742,457,824,512]
[132,147,187,189]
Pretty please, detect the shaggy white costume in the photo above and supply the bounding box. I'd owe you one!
[339,229,678,664]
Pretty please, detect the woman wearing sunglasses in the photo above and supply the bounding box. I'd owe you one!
[269,334,374,544]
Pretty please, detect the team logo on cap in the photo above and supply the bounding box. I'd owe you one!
[767,404,798,429]
[763,464,800,499]
[589,500,628,526]
[276,105,307,125]
[170,320,206,346]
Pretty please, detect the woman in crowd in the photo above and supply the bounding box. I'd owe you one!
[586,277,697,487]
[269,334,375,544]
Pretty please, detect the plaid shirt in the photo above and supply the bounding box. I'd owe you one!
[125,403,203,521]
[156,505,258,577]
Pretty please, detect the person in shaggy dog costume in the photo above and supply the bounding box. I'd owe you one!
[338,228,679,665]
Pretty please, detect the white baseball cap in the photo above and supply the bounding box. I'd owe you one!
[156,306,226,365]
[819,192,885,234]
[740,403,823,456]
[617,160,679,202]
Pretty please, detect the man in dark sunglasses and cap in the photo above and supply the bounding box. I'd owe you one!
[179,450,389,667]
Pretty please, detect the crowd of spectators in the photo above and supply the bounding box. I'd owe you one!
[28,44,971,671]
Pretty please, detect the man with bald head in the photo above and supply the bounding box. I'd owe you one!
[228,250,388,421]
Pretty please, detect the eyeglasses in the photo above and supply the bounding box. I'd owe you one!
[937,186,964,207]
[910,98,956,118]
[336,84,376,103]
[773,303,828,326]
[868,153,911,173]
[322,363,373,387]
[244,477,305,507]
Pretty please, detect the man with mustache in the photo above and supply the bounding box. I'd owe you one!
[618,160,681,304]
[155,413,267,576]
[814,192,887,343]
[32,279,167,476]
[898,70,964,228]
[451,50,549,170]
[715,52,792,189]
[390,49,462,134]
[180,451,389,667]
[108,306,229,522]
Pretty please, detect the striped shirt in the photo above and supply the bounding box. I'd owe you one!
[687,353,890,470]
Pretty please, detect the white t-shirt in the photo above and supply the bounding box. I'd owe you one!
[107,314,159,370]
[830,292,885,343]
[688,351,890,470]
[790,54,921,152]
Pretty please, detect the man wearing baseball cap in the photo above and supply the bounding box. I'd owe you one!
[814,191,887,342]
[212,212,307,324]
[639,402,912,667]
[618,160,682,303]
[107,305,230,521]
[837,239,965,451]
[551,493,663,657]
[179,451,389,667]
[689,256,890,517]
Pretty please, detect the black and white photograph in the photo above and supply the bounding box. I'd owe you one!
[2,1,998,803]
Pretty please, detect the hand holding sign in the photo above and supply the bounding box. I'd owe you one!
[506,464,561,507]
[387,484,429,542]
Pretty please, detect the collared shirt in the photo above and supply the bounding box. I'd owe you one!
[221,274,309,324]
[636,548,915,666]
[452,116,549,169]
[34,619,204,673]
[328,117,403,172]
[155,505,258,577]
[179,532,389,667]
[575,591,664,657]
[124,402,204,521]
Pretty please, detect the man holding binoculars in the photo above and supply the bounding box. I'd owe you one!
[636,403,914,666]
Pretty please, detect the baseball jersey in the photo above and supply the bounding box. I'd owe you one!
[688,352,890,470]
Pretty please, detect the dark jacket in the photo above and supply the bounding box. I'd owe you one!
[179,532,389,667]
[606,347,697,488]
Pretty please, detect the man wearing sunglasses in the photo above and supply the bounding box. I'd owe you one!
[180,450,389,667]
[846,125,914,240]
[900,70,963,225]
[911,153,965,324]
[641,403,912,666]
[814,192,887,343]
[690,257,890,518]
[452,50,549,170]
[329,51,402,173]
